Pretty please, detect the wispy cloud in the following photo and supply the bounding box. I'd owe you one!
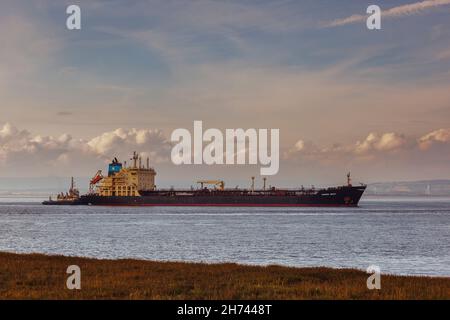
[326,0,450,27]
[436,47,450,60]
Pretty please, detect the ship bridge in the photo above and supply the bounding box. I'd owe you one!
[95,152,156,197]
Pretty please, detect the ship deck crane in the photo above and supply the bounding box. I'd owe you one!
[197,180,225,190]
[89,170,104,193]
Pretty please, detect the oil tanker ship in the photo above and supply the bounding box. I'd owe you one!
[43,152,366,207]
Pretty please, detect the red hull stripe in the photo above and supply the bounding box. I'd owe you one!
[91,203,358,207]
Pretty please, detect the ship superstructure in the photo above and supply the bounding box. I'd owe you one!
[90,152,156,197]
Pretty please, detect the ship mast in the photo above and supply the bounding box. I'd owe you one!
[131,151,139,168]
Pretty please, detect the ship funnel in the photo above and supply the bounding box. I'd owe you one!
[108,159,122,176]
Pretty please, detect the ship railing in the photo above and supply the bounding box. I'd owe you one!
[148,188,325,196]
[154,186,336,192]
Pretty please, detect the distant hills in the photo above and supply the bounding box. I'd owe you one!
[365,180,450,196]
[0,177,90,196]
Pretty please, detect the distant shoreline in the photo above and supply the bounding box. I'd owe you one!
[0,252,448,299]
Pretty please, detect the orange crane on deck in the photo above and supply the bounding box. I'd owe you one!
[89,170,103,193]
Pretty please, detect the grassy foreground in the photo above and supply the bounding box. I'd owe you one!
[0,252,449,299]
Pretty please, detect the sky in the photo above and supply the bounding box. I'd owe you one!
[0,0,450,187]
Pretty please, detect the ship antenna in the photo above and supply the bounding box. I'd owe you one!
[347,172,352,187]
[131,151,138,168]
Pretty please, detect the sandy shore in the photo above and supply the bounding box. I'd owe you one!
[0,252,448,299]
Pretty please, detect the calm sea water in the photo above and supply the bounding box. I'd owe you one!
[0,197,449,276]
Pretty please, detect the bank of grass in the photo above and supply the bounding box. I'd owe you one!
[0,252,448,299]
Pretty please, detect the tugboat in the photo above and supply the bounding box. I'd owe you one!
[42,177,80,205]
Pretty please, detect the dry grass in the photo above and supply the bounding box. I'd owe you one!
[0,252,448,300]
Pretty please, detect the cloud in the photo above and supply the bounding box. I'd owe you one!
[284,139,351,167]
[2,123,450,182]
[354,132,409,154]
[0,123,91,177]
[87,128,172,163]
[0,123,30,143]
[418,128,450,149]
[436,47,450,60]
[0,123,172,176]
[286,132,410,161]
[285,129,449,164]
[326,0,450,27]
